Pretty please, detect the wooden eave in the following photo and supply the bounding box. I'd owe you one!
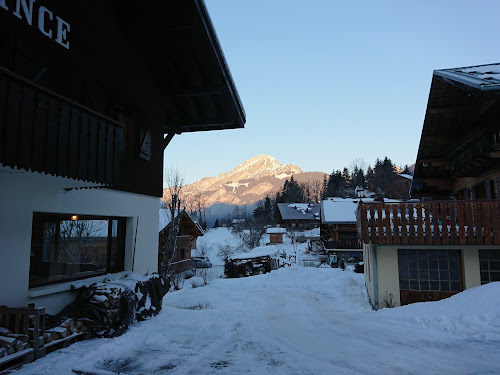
[412,74,500,197]
[114,0,245,138]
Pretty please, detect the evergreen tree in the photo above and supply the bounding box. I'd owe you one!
[213,218,220,228]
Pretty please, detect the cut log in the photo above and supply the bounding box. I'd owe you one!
[47,326,68,340]
[0,335,17,348]
[44,331,53,343]
[0,327,11,335]
[0,347,7,358]
[61,318,76,334]
[7,333,29,343]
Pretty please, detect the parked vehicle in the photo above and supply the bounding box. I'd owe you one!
[192,256,212,268]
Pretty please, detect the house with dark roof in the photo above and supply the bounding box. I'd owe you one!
[159,210,204,275]
[320,198,363,263]
[358,63,500,309]
[275,203,320,230]
[0,0,244,315]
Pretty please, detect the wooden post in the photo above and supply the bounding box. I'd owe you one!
[465,202,474,245]
[475,201,484,245]
[384,205,391,245]
[431,202,440,245]
[401,204,408,245]
[483,201,492,245]
[424,202,432,245]
[457,201,466,244]
[492,200,500,244]
[441,202,449,245]
[415,203,424,244]
[449,201,457,245]
[377,204,384,244]
[407,203,415,245]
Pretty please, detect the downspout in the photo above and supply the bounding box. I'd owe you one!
[373,244,379,310]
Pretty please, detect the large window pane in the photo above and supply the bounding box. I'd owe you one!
[30,213,126,287]
[479,250,500,284]
[398,249,461,292]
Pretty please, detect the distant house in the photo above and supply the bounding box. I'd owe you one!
[358,63,500,309]
[266,227,286,244]
[276,203,320,229]
[159,210,204,275]
[320,198,363,263]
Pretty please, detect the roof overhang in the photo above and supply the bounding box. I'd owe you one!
[412,63,500,197]
[115,0,245,136]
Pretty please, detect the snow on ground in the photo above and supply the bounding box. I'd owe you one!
[12,267,500,375]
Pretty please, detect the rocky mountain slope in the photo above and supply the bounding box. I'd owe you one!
[169,155,326,207]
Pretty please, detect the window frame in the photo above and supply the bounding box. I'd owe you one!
[29,212,126,288]
[479,249,500,285]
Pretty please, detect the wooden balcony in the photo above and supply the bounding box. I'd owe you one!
[0,66,124,185]
[449,128,500,176]
[357,200,500,246]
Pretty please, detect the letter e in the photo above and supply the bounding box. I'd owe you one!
[55,16,70,49]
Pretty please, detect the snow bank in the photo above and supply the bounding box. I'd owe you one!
[376,282,500,340]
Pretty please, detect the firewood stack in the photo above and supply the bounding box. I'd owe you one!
[0,329,31,358]
[0,317,91,359]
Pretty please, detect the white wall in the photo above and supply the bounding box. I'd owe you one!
[0,165,160,314]
[365,243,494,310]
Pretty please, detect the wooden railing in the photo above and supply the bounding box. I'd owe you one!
[357,200,500,246]
[0,66,124,186]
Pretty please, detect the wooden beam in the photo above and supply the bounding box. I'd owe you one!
[163,133,175,150]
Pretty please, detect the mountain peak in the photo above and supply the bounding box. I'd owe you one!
[174,155,322,207]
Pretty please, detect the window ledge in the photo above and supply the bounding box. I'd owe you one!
[28,271,129,298]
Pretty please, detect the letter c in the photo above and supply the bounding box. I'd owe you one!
[38,6,53,38]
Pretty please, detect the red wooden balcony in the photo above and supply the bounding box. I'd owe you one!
[357,200,500,246]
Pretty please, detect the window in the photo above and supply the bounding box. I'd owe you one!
[479,250,500,285]
[30,213,126,287]
[398,249,461,292]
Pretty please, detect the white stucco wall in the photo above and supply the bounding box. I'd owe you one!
[364,243,496,310]
[0,165,160,314]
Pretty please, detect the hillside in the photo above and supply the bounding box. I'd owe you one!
[166,155,326,207]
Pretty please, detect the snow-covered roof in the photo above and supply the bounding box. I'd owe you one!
[320,199,359,224]
[398,174,413,180]
[301,227,320,238]
[159,209,204,235]
[266,227,286,234]
[230,245,280,260]
[277,203,320,221]
[434,63,500,92]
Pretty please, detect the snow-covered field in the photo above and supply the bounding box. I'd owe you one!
[12,266,500,375]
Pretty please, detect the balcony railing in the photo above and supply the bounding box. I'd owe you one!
[357,200,500,246]
[0,66,124,185]
[449,128,500,175]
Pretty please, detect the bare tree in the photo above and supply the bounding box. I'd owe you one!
[159,168,185,278]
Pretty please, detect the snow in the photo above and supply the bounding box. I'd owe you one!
[321,199,358,223]
[266,227,286,234]
[195,228,246,266]
[13,269,500,375]
[230,245,280,260]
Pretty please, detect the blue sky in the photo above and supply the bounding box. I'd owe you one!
[164,0,500,185]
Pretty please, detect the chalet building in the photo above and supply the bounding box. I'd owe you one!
[0,1,245,314]
[320,198,362,263]
[159,210,204,275]
[276,203,320,230]
[359,64,500,309]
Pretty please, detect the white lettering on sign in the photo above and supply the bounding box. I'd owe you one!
[55,15,69,49]
[13,0,34,25]
[1,0,71,49]
[38,6,52,38]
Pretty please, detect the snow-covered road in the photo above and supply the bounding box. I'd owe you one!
[12,268,500,375]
